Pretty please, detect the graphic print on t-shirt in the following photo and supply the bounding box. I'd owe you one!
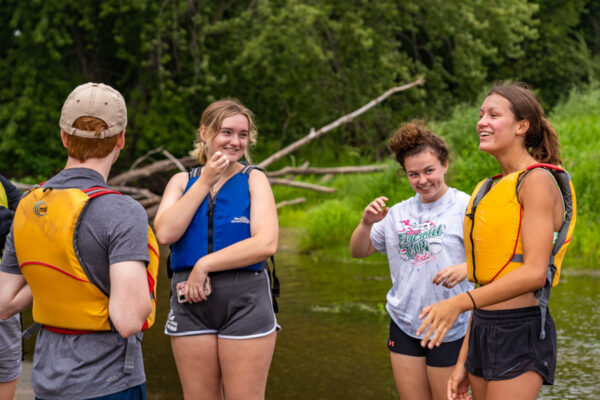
[397,219,446,266]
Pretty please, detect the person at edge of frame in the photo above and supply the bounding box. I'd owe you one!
[350,120,474,400]
[417,82,576,400]
[0,82,154,400]
[0,174,22,400]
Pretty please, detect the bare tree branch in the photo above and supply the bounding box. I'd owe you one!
[268,178,336,193]
[257,77,424,169]
[130,146,165,170]
[276,197,306,208]
[267,164,386,178]
[108,156,197,186]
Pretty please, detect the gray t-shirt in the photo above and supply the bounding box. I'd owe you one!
[370,187,474,341]
[0,168,149,399]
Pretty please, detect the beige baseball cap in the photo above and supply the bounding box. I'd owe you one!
[59,82,127,138]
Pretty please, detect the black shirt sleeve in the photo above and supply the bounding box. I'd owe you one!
[0,174,22,251]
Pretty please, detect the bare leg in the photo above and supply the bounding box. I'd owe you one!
[486,370,543,400]
[218,332,277,400]
[469,374,486,400]
[426,365,456,400]
[0,379,18,400]
[390,352,432,400]
[171,335,223,400]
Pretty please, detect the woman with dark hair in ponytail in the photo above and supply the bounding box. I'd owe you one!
[416,83,576,399]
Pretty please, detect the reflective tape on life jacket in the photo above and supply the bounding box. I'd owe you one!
[13,185,159,333]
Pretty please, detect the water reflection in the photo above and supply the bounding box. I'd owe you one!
[21,250,600,399]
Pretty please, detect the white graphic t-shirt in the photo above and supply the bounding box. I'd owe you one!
[370,187,474,341]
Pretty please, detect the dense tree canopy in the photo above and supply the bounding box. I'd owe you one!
[1,0,598,178]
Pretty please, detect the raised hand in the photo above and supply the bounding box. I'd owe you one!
[202,151,230,186]
[362,196,389,225]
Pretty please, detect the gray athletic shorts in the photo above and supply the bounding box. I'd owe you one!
[164,269,279,339]
[0,314,22,382]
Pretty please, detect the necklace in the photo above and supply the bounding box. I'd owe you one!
[209,165,238,196]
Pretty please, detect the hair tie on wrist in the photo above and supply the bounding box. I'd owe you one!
[466,291,477,310]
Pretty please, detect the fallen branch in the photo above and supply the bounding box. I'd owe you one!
[268,178,336,193]
[257,77,424,169]
[267,164,386,178]
[276,197,306,209]
[130,147,166,170]
[108,156,197,186]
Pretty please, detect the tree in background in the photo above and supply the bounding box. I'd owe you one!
[0,0,598,178]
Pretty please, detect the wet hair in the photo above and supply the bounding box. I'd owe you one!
[64,116,119,162]
[388,120,449,170]
[487,83,561,165]
[190,98,258,164]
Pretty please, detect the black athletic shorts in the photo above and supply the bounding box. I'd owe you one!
[388,319,465,367]
[466,306,556,385]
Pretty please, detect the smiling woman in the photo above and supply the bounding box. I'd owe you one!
[153,98,279,400]
[349,120,474,400]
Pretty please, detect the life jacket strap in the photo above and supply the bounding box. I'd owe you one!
[21,322,42,340]
[124,332,144,374]
[535,265,556,340]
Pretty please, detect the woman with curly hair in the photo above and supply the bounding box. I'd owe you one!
[350,120,474,400]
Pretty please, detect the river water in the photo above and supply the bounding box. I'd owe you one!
[21,250,600,399]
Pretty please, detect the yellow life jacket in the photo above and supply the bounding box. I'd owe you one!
[0,182,7,209]
[464,163,576,286]
[13,186,159,333]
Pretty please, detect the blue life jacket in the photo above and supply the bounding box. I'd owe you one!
[170,165,264,272]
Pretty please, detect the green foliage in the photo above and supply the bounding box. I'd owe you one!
[283,84,599,269]
[2,0,599,178]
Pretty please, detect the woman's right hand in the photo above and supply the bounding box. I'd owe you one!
[201,151,230,186]
[362,196,389,225]
[447,364,471,400]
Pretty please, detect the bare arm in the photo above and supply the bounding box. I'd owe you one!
[109,261,152,338]
[154,152,229,244]
[183,169,279,302]
[349,196,388,258]
[417,170,558,347]
[0,271,32,319]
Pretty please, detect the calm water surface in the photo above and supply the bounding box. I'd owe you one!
[22,249,600,399]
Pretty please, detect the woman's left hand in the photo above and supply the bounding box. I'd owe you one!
[184,259,210,303]
[417,296,463,349]
[433,263,467,289]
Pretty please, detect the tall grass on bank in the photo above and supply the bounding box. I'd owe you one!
[273,84,600,269]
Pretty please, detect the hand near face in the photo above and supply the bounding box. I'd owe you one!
[362,196,389,225]
[203,151,230,186]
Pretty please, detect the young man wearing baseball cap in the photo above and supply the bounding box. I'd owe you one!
[0,83,155,399]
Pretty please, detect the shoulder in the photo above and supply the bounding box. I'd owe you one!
[448,187,471,206]
[518,168,561,204]
[247,166,269,186]
[91,192,148,225]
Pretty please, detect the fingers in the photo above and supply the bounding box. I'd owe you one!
[432,271,445,285]
[447,378,455,400]
[363,197,389,223]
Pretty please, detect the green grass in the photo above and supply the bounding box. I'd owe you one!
[273,83,600,269]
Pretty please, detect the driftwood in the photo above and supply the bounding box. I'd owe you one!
[257,77,424,169]
[108,156,197,186]
[276,197,306,209]
[12,79,421,214]
[267,165,386,178]
[268,179,336,193]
